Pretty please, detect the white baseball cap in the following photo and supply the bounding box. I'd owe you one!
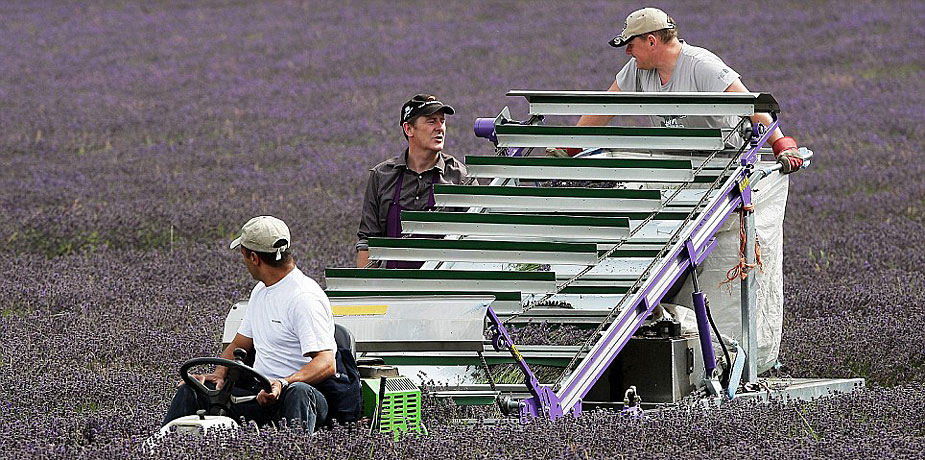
[229,215,291,260]
[609,7,676,48]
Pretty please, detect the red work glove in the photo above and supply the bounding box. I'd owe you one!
[772,136,803,174]
[545,147,583,158]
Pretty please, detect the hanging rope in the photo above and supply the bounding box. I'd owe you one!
[721,206,764,286]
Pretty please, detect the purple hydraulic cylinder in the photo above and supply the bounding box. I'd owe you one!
[473,117,497,143]
[692,290,716,378]
[686,236,717,380]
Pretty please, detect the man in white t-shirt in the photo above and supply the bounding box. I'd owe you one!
[163,216,358,431]
[557,7,805,172]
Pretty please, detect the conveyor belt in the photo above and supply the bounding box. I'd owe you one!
[326,90,783,419]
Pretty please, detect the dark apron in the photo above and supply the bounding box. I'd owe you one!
[384,168,436,269]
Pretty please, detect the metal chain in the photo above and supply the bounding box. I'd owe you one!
[478,350,498,394]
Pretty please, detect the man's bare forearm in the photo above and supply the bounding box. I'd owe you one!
[356,249,370,268]
[281,350,336,386]
[577,114,615,127]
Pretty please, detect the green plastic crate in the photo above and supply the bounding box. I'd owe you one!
[362,376,426,436]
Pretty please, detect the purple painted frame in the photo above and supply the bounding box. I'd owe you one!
[494,119,781,420]
[485,307,568,421]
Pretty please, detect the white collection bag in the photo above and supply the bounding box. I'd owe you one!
[670,164,789,373]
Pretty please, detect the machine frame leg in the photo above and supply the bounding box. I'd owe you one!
[740,209,759,384]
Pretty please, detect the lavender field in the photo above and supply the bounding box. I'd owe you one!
[1,0,924,458]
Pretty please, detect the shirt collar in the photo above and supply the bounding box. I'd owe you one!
[397,148,446,174]
[433,152,447,174]
[395,149,409,168]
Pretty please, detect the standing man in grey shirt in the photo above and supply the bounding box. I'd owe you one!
[356,94,468,268]
[569,8,803,372]
[563,7,805,173]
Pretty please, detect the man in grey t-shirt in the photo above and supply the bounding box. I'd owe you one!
[568,7,804,172]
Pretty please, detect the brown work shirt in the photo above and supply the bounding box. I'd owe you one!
[356,150,467,252]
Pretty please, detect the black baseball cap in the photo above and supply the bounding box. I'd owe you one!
[400,94,455,125]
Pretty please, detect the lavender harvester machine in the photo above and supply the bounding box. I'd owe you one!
[229,91,864,430]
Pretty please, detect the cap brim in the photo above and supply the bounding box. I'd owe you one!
[420,104,455,116]
[229,236,243,249]
[609,36,630,48]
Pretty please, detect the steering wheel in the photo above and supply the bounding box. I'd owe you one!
[179,348,273,417]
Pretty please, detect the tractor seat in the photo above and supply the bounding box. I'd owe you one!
[333,323,356,359]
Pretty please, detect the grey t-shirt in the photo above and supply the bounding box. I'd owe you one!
[615,41,742,141]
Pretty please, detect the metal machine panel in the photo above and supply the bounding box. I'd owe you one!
[325,268,557,294]
[496,132,724,151]
[367,237,599,265]
[400,211,631,242]
[331,295,493,352]
[222,300,247,346]
[506,90,780,116]
[584,335,703,405]
[467,162,694,182]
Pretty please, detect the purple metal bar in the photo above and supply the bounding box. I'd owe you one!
[485,306,568,421]
[507,146,528,157]
[684,237,715,268]
[741,116,780,166]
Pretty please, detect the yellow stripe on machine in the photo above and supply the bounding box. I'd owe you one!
[332,304,389,316]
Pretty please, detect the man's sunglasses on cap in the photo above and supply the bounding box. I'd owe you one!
[400,98,455,125]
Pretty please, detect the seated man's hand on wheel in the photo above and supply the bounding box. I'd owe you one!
[177,373,225,389]
[257,378,287,405]
[179,355,273,414]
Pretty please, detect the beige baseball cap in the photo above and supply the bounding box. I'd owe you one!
[229,215,291,259]
[609,7,676,48]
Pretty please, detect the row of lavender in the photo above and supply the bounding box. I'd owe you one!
[1,0,923,457]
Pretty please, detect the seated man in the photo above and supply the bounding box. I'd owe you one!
[163,215,361,431]
[356,94,467,268]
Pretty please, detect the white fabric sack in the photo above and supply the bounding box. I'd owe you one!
[670,164,789,373]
